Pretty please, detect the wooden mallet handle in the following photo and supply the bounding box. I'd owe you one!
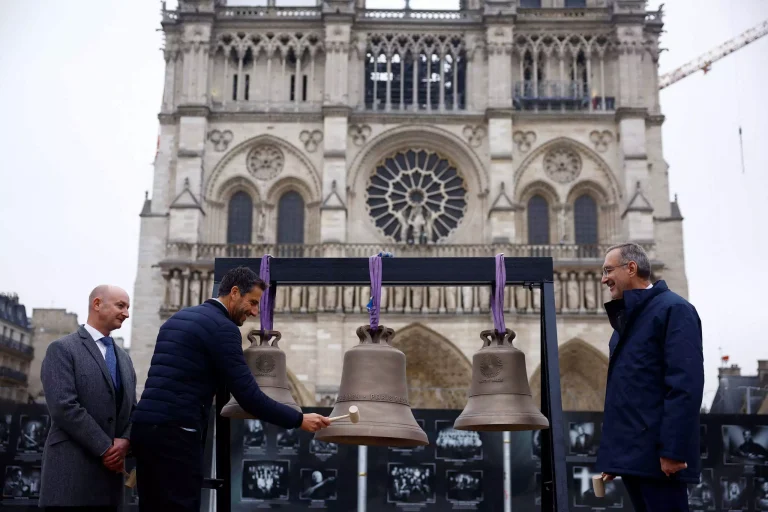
[329,405,360,424]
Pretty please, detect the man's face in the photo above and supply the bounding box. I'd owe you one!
[95,288,130,331]
[230,286,263,326]
[744,430,753,442]
[601,249,631,300]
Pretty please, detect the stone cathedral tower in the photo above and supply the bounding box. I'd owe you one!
[131,0,686,411]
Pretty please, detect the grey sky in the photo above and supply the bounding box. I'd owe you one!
[0,0,766,407]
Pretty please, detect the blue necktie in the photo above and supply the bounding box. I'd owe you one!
[101,336,122,395]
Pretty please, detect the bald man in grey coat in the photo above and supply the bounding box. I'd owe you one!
[39,285,137,511]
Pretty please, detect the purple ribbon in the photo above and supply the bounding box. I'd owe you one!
[490,253,506,333]
[259,254,276,332]
[369,255,382,330]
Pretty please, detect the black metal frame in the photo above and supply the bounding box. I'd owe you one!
[208,256,568,512]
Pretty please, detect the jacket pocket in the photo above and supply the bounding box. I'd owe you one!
[46,429,70,446]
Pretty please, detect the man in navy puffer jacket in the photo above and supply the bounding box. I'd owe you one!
[130,266,330,511]
[596,243,704,512]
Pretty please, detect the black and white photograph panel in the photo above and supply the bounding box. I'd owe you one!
[446,470,483,504]
[754,478,768,511]
[275,428,299,452]
[299,468,337,501]
[531,430,541,461]
[687,468,715,511]
[309,438,338,457]
[16,414,49,453]
[568,422,598,456]
[700,424,708,459]
[571,465,623,509]
[435,420,482,461]
[386,463,436,505]
[722,425,768,465]
[720,476,747,510]
[241,460,290,502]
[0,414,11,451]
[243,419,266,453]
[2,464,41,499]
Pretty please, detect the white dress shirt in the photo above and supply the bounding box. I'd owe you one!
[83,323,109,361]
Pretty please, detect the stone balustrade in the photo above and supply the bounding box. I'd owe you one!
[158,242,658,317]
[217,6,322,19]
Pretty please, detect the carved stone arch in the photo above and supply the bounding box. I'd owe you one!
[390,323,473,410]
[266,176,316,206]
[205,134,321,203]
[518,180,561,205]
[529,338,609,412]
[286,368,316,407]
[215,175,262,205]
[267,176,318,245]
[513,136,622,204]
[565,179,610,206]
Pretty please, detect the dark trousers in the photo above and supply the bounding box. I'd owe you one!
[131,423,204,512]
[622,476,689,512]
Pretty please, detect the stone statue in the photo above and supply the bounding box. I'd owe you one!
[169,270,182,308]
[324,286,337,312]
[584,275,597,311]
[444,287,457,311]
[410,286,423,310]
[343,286,355,312]
[394,287,405,312]
[308,287,318,313]
[462,286,474,312]
[429,287,440,312]
[567,273,580,311]
[188,272,202,306]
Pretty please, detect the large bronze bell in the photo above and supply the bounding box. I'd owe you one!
[454,328,549,432]
[220,329,301,419]
[314,325,429,447]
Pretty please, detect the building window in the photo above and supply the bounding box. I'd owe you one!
[226,191,253,244]
[277,191,305,244]
[527,195,550,244]
[574,194,598,245]
[565,0,587,7]
[520,0,541,7]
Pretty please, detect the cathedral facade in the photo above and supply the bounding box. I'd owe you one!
[131,0,687,412]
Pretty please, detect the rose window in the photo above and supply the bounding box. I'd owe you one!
[543,148,581,184]
[246,144,284,181]
[366,149,468,243]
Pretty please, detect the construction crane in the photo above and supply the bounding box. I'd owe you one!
[659,19,768,90]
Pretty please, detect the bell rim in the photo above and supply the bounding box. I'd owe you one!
[453,412,550,432]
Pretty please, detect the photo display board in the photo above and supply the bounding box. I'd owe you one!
[0,400,765,512]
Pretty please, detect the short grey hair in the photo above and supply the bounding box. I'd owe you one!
[606,243,652,279]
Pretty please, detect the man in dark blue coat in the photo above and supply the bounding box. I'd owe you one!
[596,243,703,512]
[130,266,330,511]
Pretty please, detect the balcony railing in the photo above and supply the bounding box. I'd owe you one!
[164,242,655,263]
[0,335,34,359]
[513,80,615,112]
[217,6,322,19]
[0,366,27,385]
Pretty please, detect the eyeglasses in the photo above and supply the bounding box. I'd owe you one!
[601,263,629,277]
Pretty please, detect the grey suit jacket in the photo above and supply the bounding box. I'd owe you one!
[39,326,137,507]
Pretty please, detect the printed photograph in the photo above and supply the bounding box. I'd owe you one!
[568,422,598,456]
[276,428,299,452]
[754,478,768,511]
[571,465,623,508]
[299,468,337,501]
[720,476,747,510]
[435,420,482,461]
[16,415,50,453]
[446,470,483,503]
[2,464,41,499]
[387,463,436,505]
[687,468,715,510]
[243,419,265,453]
[531,430,541,461]
[0,414,11,450]
[722,425,768,465]
[241,460,290,501]
[309,438,338,458]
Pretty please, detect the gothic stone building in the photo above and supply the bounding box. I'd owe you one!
[131,0,687,412]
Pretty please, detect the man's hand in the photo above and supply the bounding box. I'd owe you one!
[601,473,616,482]
[103,438,130,473]
[300,413,331,433]
[660,457,687,477]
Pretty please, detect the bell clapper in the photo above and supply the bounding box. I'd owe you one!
[329,405,360,424]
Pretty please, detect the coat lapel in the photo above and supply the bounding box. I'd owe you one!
[78,326,115,394]
[115,346,132,418]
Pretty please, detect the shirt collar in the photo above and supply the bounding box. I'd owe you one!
[83,323,108,342]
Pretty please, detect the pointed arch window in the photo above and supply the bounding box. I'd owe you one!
[527,195,550,245]
[574,194,598,245]
[226,191,253,244]
[277,191,305,244]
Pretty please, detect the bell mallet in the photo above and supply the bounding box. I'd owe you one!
[329,405,360,424]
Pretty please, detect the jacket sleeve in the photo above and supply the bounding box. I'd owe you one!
[659,303,704,462]
[205,324,304,430]
[40,341,113,458]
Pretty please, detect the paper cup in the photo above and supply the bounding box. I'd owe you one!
[592,475,605,497]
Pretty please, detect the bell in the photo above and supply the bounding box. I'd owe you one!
[454,328,549,432]
[314,325,428,447]
[220,329,301,419]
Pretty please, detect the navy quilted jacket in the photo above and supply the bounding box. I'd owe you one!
[595,281,704,484]
[131,299,303,431]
